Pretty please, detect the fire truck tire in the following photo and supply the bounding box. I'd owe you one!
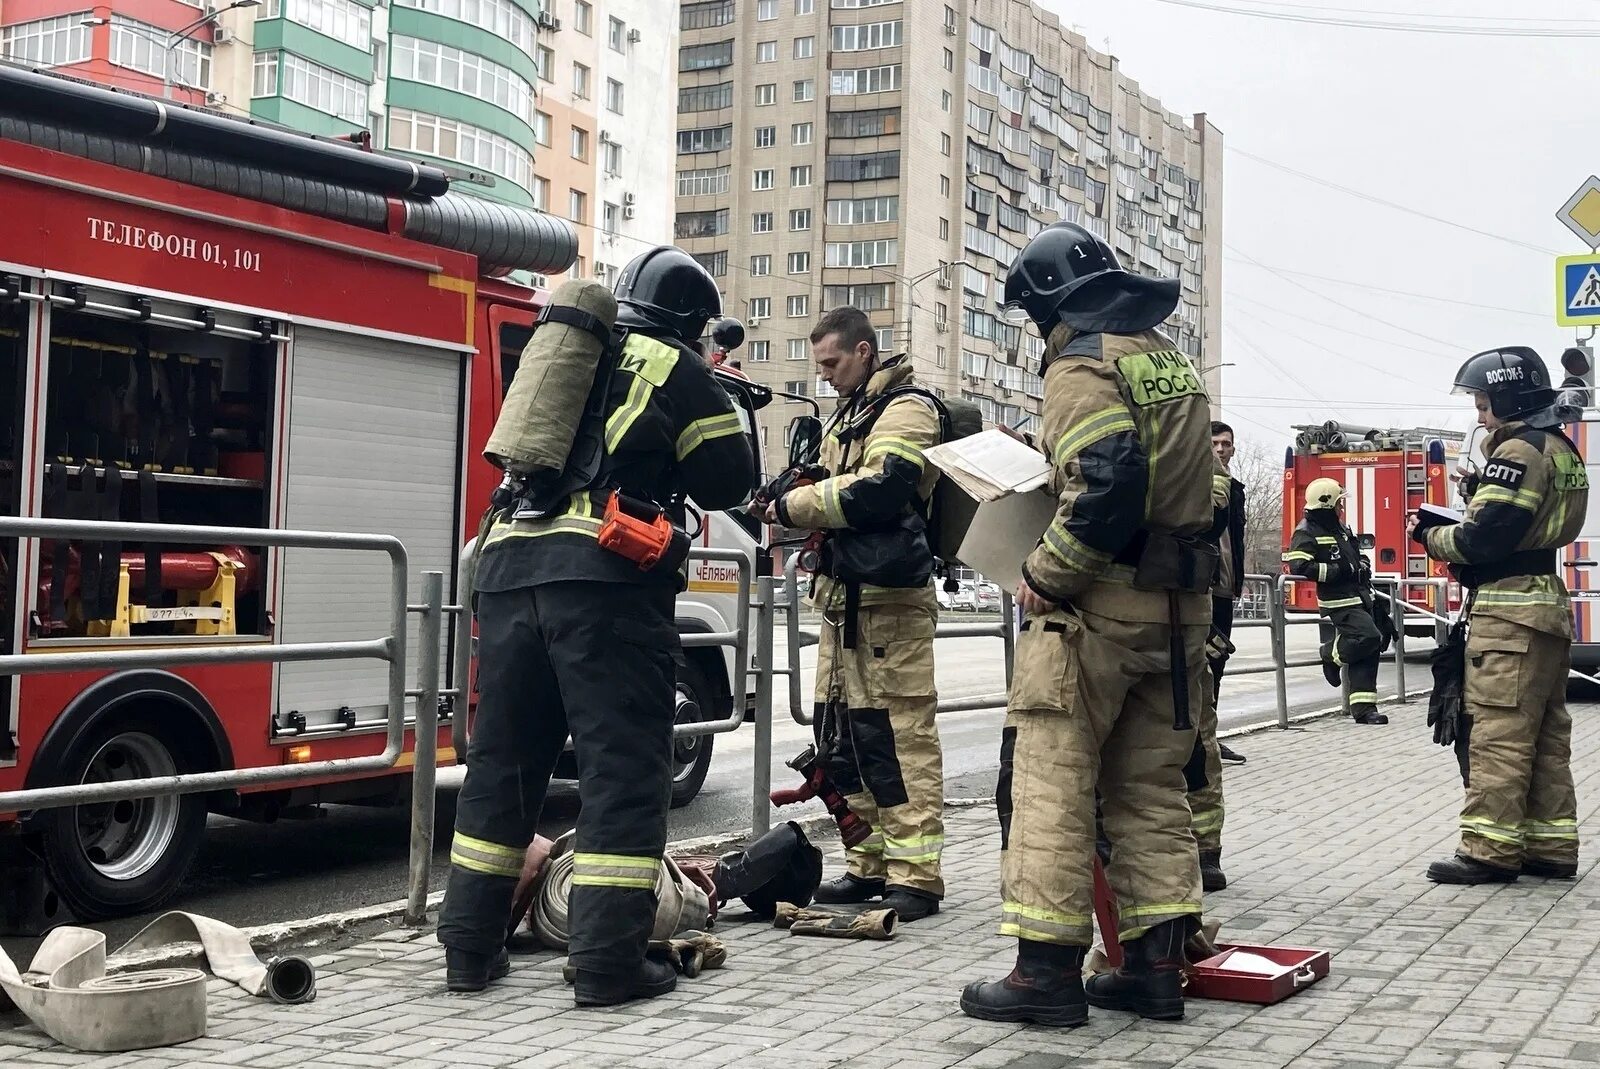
[670,658,718,809]
[36,713,207,921]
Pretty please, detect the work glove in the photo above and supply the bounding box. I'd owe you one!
[1205,627,1236,664]
[1428,623,1467,750]
[774,903,898,940]
[663,931,726,978]
[1371,600,1395,654]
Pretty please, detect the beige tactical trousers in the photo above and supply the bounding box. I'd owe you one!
[1459,615,1579,868]
[1188,666,1224,852]
[999,607,1204,945]
[815,603,945,897]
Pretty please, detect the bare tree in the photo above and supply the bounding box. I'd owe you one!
[1229,440,1285,577]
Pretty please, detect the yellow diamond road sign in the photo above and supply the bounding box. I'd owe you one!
[1558,175,1600,250]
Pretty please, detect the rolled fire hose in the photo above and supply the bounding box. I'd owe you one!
[529,831,710,951]
[0,911,315,1052]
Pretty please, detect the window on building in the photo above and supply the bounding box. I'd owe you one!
[784,378,809,396]
[749,340,771,362]
[753,169,775,190]
[679,40,734,71]
[827,107,899,138]
[264,0,373,51]
[572,63,590,98]
[571,126,589,160]
[823,283,891,310]
[537,44,554,82]
[395,0,531,51]
[792,122,813,146]
[675,209,729,239]
[790,208,812,231]
[825,239,897,268]
[568,189,587,221]
[944,48,953,72]
[679,81,734,112]
[757,40,777,62]
[605,78,624,113]
[829,65,899,95]
[676,124,733,153]
[825,195,898,224]
[788,295,809,318]
[794,79,815,102]
[941,133,951,156]
[794,36,814,59]
[681,1,733,30]
[830,20,902,51]
[787,342,808,363]
[875,327,892,355]
[251,52,279,97]
[531,175,549,210]
[609,16,626,51]
[825,150,899,182]
[603,201,620,234]
[676,166,730,196]
[939,217,949,239]
[575,0,593,33]
[1,14,93,68]
[749,297,773,319]
[795,0,815,12]
[750,254,772,276]
[788,251,811,273]
[274,52,367,122]
[533,110,552,145]
[936,345,948,368]
[391,36,533,124]
[601,140,622,174]
[755,125,777,147]
[942,90,951,112]
[111,15,212,90]
[574,255,587,278]
[758,0,778,19]
[791,165,812,186]
[694,251,728,277]
[940,175,950,196]
[755,83,777,106]
[752,211,774,233]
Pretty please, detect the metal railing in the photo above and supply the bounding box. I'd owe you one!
[776,553,1016,726]
[0,516,412,812]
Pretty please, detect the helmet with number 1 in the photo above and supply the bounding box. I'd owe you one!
[614,245,723,343]
[1450,346,1556,421]
[1305,478,1344,511]
[999,221,1181,336]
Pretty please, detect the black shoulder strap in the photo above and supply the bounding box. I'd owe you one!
[1040,332,1104,376]
[846,385,952,443]
[539,303,613,349]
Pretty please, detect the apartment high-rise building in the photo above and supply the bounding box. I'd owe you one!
[2,0,678,272]
[675,0,1223,453]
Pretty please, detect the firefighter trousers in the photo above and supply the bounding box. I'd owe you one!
[1186,597,1232,851]
[814,603,944,898]
[997,607,1204,946]
[1458,615,1579,869]
[1320,604,1381,710]
[437,580,678,974]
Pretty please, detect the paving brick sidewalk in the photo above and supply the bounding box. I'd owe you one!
[6,706,1600,1069]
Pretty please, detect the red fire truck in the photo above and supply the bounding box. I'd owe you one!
[0,67,765,927]
[1282,420,1465,628]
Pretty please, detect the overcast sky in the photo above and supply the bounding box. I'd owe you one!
[1039,0,1597,457]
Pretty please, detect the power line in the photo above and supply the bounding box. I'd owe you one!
[1230,307,1448,393]
[1227,321,1348,420]
[1145,0,1600,37]
[1227,244,1478,352]
[1225,147,1561,256]
[1223,256,1549,319]
[1227,294,1459,360]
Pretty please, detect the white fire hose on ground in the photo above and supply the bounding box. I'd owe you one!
[0,912,315,1052]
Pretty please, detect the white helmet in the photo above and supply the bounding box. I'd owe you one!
[1305,478,1343,509]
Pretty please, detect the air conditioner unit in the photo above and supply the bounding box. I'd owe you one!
[748,316,763,328]
[944,24,957,36]
[213,26,235,44]
[623,191,637,206]
[599,130,612,144]
[935,276,950,289]
[622,205,637,219]
[627,28,642,43]
[205,90,227,106]
[536,11,559,30]
[966,164,981,177]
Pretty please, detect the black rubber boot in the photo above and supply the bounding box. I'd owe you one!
[1426,854,1519,884]
[1218,742,1246,764]
[1199,850,1227,893]
[1084,918,1187,1021]
[881,888,940,921]
[813,873,885,904]
[1323,660,1342,688]
[960,940,1088,1027]
[1352,706,1389,725]
[573,956,679,1007]
[1522,858,1579,879]
[445,947,511,993]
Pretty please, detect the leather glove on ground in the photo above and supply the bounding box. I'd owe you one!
[775,903,898,940]
[664,931,727,977]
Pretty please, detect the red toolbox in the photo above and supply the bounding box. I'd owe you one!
[1185,944,1330,1004]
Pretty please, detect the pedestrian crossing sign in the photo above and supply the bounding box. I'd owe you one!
[1557,254,1600,326]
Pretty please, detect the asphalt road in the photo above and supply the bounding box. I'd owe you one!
[2,613,1428,955]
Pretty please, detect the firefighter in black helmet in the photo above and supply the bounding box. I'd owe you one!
[1412,346,1587,885]
[438,245,756,1003]
[963,221,1222,1027]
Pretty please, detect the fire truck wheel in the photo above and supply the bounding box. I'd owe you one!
[670,659,717,809]
[37,714,207,920]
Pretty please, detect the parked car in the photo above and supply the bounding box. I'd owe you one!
[975,581,1001,612]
